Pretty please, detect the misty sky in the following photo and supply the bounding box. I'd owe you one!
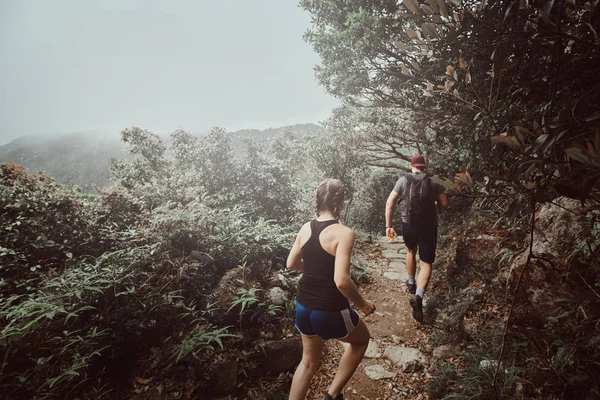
[0,0,338,144]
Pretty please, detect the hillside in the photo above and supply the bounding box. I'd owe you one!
[0,132,124,191]
[0,124,323,191]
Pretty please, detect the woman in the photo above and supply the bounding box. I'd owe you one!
[286,179,376,400]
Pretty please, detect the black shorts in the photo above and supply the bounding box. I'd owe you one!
[401,223,437,264]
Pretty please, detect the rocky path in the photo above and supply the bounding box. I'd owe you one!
[306,237,433,400]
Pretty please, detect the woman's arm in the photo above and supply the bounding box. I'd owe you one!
[286,232,304,271]
[333,229,375,315]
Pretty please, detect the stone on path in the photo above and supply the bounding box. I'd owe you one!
[383,346,427,372]
[381,242,406,251]
[377,236,403,244]
[365,340,382,358]
[364,365,396,380]
[388,261,406,272]
[383,271,404,280]
[382,249,404,259]
[432,344,461,359]
[342,340,381,359]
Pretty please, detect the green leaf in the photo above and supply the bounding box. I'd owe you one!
[506,195,523,219]
[436,0,449,18]
[532,133,549,154]
[584,111,600,122]
[566,147,600,166]
[404,0,422,15]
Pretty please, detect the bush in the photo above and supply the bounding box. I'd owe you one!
[0,148,296,399]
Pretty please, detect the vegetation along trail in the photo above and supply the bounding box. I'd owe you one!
[2,0,600,397]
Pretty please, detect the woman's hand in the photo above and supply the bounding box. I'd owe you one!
[359,299,376,317]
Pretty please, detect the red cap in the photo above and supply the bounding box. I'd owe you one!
[410,154,427,167]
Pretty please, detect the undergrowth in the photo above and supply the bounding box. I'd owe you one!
[427,205,600,399]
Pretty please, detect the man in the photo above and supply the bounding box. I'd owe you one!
[385,155,448,322]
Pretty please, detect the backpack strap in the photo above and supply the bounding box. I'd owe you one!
[421,174,432,199]
[405,174,415,212]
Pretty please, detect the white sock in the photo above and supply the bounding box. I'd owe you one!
[408,275,415,284]
[416,288,425,298]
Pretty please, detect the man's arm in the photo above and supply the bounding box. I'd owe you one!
[385,190,399,227]
[438,192,449,209]
[385,190,400,240]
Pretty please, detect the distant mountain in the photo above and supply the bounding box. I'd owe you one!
[230,123,323,140]
[0,124,323,191]
[0,132,124,191]
[228,123,323,153]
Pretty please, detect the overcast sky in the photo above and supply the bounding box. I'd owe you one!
[0,0,338,144]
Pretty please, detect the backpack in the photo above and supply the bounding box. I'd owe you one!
[403,174,436,225]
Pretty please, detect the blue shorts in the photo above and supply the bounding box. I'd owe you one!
[295,301,360,340]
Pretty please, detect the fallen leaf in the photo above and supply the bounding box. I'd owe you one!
[135,376,153,385]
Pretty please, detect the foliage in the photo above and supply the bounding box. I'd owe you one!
[239,139,297,222]
[0,163,135,298]
[301,0,600,208]
[110,127,299,222]
[349,254,372,284]
[0,119,378,397]
[302,2,600,397]
[172,326,237,364]
[345,168,401,233]
[0,125,301,398]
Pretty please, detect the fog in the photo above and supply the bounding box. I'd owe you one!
[0,0,338,144]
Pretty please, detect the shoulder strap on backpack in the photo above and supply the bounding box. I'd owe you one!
[405,174,415,211]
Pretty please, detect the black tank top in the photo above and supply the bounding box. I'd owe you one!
[296,219,350,311]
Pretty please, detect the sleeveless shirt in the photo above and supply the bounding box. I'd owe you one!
[296,219,350,311]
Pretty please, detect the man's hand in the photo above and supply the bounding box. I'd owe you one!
[386,227,398,243]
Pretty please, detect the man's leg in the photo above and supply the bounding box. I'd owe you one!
[402,223,418,294]
[416,261,432,296]
[410,225,437,322]
[411,263,430,323]
[406,247,416,277]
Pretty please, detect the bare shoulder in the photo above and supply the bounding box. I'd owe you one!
[333,223,355,241]
[298,221,311,236]
[297,221,312,244]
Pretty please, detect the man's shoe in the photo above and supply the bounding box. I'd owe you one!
[323,393,343,400]
[410,295,424,322]
[406,280,416,295]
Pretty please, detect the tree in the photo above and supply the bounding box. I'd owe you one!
[301,0,600,201]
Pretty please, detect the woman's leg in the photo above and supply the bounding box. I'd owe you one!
[326,319,370,398]
[289,334,324,400]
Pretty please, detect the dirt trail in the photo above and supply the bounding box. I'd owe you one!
[306,237,431,400]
